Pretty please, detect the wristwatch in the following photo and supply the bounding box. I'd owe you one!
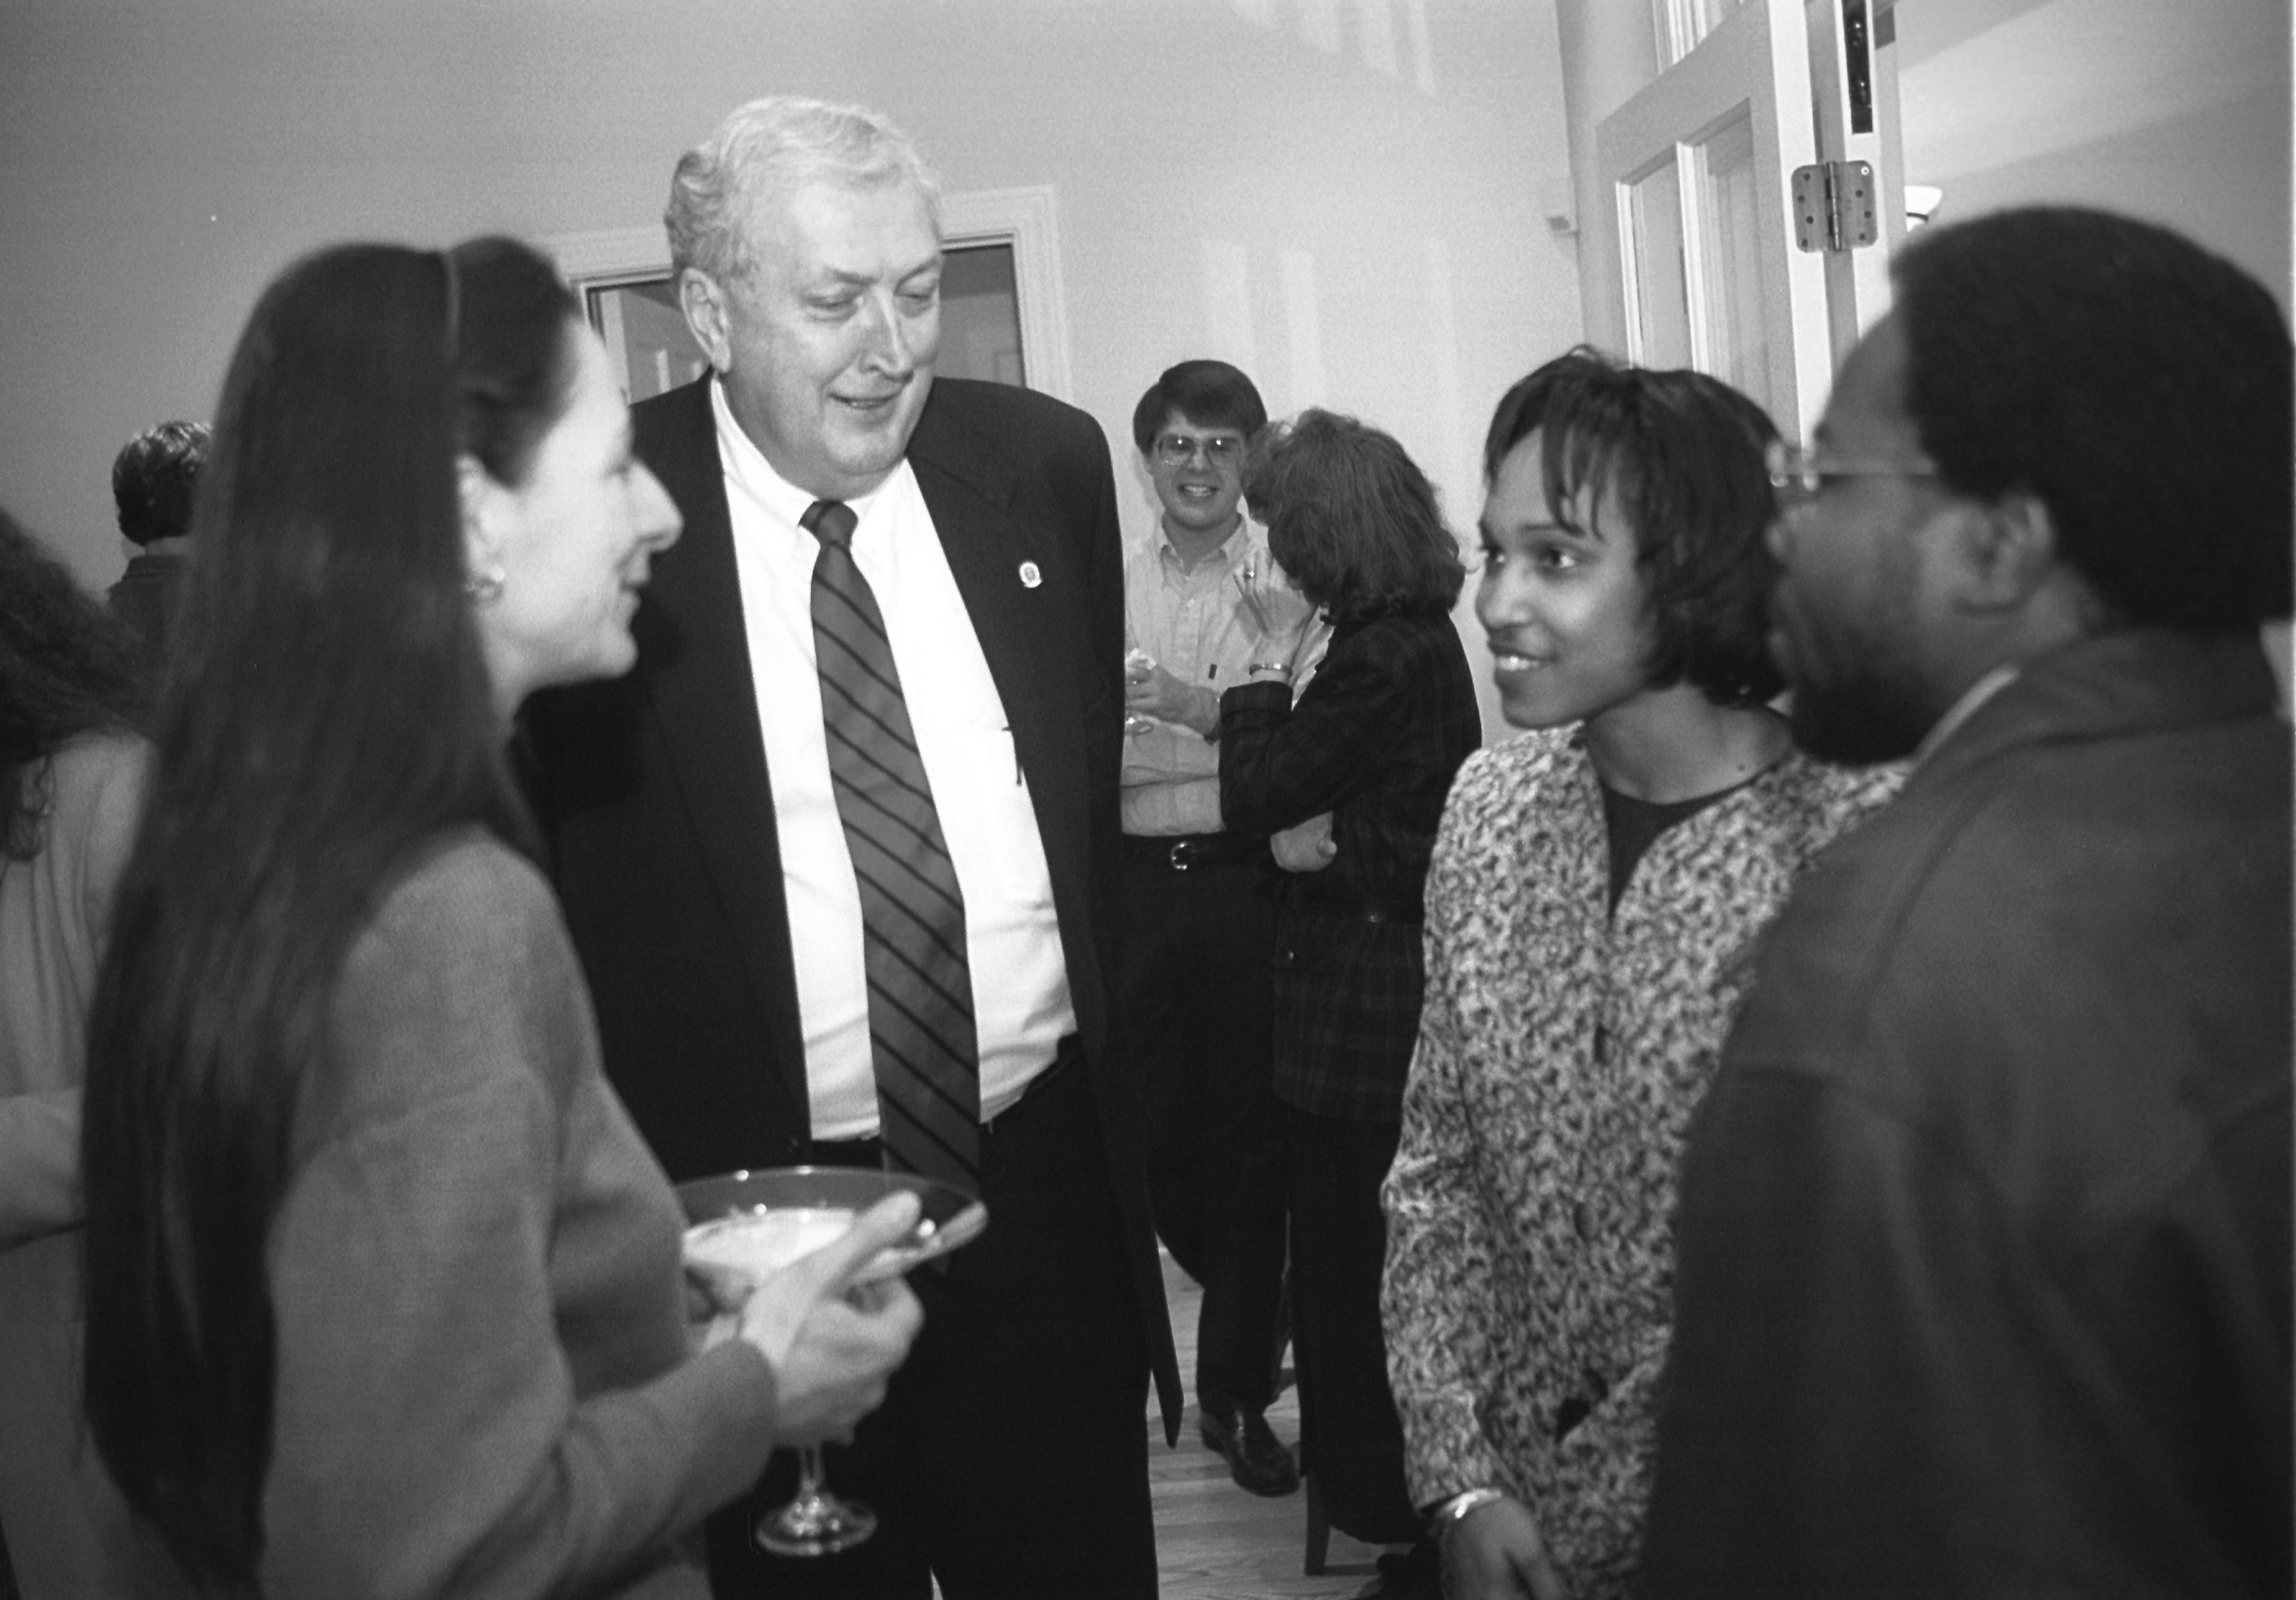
[1427,1486,1509,1535]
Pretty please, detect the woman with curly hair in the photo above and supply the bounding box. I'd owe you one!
[0,510,186,1598]
[1380,351,1899,1599]
[1217,409,1481,1587]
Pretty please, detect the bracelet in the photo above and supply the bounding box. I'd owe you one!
[1428,1486,1509,1535]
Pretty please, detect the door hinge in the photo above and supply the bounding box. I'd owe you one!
[1791,160,1879,253]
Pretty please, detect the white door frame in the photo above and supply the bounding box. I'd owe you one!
[1596,0,1833,440]
[1571,0,1901,442]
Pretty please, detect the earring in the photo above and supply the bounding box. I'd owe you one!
[465,564,506,604]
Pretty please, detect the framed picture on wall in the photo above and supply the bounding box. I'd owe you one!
[547,186,1075,406]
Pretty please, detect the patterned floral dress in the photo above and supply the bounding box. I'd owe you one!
[1380,728,1899,1596]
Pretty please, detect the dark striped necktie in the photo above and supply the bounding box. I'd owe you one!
[801,498,980,1192]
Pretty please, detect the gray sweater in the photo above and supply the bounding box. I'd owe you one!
[261,831,779,1599]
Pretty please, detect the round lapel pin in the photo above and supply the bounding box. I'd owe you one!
[1018,560,1043,588]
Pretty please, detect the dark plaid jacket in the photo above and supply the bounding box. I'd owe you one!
[1219,610,1480,1122]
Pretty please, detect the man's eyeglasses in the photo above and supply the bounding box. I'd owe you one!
[1155,432,1245,468]
[1766,440,1937,507]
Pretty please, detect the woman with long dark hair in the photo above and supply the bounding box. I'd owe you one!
[1216,409,1482,1591]
[0,512,191,1597]
[1379,352,1898,1599]
[79,238,921,1597]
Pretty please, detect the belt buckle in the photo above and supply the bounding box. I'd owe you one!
[1167,839,1195,872]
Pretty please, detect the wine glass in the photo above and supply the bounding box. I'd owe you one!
[764,1445,866,1557]
[1122,647,1158,737]
[1122,596,1158,737]
[678,1166,988,1558]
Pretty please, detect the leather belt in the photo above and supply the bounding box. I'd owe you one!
[1120,831,1266,872]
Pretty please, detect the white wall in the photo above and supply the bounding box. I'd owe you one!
[1894,0,2293,708]
[1552,0,2290,353]
[0,0,1585,743]
[1895,0,2290,308]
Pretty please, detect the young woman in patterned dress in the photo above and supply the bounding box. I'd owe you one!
[1379,351,1899,1600]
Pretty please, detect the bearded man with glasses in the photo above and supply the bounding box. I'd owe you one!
[1118,359,1328,1498]
[1639,207,2291,1598]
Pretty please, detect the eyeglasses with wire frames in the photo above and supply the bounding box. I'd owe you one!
[1766,440,1938,510]
[1154,431,1246,468]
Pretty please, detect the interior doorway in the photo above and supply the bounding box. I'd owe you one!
[1567,0,1901,440]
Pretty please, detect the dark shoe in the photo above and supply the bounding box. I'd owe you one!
[1198,1399,1300,1496]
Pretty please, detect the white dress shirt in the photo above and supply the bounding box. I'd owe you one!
[712,380,1073,1139]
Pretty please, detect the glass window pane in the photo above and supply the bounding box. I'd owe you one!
[1693,108,1774,422]
[1627,157,1692,371]
[1656,0,1746,67]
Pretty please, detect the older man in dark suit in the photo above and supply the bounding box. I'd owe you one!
[522,95,1177,1600]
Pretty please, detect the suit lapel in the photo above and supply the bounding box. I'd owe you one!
[631,381,809,1117]
[906,392,1094,971]
[625,380,1101,1137]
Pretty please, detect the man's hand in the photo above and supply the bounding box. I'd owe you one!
[1270,812,1336,873]
[1441,1495,1571,1600]
[1123,657,1220,738]
[730,1192,927,1447]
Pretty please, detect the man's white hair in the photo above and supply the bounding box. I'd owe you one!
[664,95,943,285]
